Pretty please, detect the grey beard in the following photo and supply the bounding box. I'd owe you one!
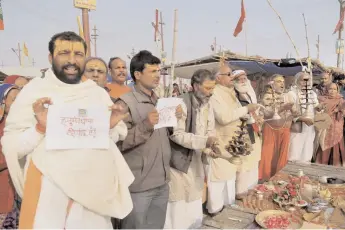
[194,91,210,105]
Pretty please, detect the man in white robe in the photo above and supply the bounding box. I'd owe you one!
[209,67,260,212]
[164,69,219,229]
[1,31,134,229]
[232,70,262,195]
[288,72,319,162]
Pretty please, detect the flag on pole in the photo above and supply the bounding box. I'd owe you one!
[0,0,4,30]
[233,0,246,37]
[77,16,84,39]
[23,43,29,57]
[333,7,345,34]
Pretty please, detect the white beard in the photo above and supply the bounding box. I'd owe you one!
[235,82,250,93]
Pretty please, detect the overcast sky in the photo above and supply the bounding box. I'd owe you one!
[0,0,341,68]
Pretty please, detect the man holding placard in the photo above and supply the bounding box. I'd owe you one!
[114,50,182,229]
[1,31,134,229]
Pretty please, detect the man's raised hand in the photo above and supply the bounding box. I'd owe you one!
[146,109,160,128]
[109,104,129,129]
[33,97,52,129]
[175,104,183,120]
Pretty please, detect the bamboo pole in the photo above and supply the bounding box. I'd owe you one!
[302,13,313,83]
[245,19,248,56]
[302,14,310,58]
[170,9,178,97]
[266,0,303,67]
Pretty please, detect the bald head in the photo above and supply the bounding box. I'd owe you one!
[216,65,233,88]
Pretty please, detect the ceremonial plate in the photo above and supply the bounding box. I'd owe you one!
[255,210,303,229]
[295,200,308,207]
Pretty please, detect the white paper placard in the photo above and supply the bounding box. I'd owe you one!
[45,104,110,150]
[154,97,183,130]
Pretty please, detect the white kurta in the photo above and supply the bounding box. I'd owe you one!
[287,88,319,162]
[2,69,134,228]
[164,99,214,229]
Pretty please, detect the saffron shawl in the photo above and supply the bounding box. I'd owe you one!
[1,69,134,218]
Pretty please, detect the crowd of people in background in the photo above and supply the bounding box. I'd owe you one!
[1,31,345,229]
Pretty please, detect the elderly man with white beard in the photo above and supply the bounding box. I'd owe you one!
[233,70,263,196]
[208,66,260,216]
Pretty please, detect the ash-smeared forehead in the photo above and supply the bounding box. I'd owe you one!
[85,57,107,70]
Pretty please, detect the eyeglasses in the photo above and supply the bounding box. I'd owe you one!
[219,72,232,77]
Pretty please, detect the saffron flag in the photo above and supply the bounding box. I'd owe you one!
[233,0,246,37]
[0,0,4,30]
[77,16,84,39]
[23,43,29,57]
[333,7,345,34]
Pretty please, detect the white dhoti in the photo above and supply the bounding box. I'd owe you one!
[289,124,315,162]
[204,159,237,214]
[164,199,203,229]
[35,176,112,229]
[164,153,205,229]
[236,163,259,194]
[236,133,261,194]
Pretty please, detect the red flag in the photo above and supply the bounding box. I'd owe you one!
[333,7,345,34]
[233,0,246,37]
[0,0,4,30]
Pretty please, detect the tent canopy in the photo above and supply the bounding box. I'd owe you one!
[168,60,308,79]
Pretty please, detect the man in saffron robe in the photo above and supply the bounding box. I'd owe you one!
[258,74,295,181]
[1,31,134,229]
[107,57,132,98]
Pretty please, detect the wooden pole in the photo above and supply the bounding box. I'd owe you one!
[267,0,303,67]
[160,12,165,53]
[155,9,159,41]
[316,35,320,60]
[170,9,178,96]
[302,14,310,58]
[91,25,98,57]
[245,19,248,56]
[302,13,312,83]
[159,11,167,90]
[82,9,91,57]
[18,43,22,66]
[214,37,217,54]
[337,2,343,68]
